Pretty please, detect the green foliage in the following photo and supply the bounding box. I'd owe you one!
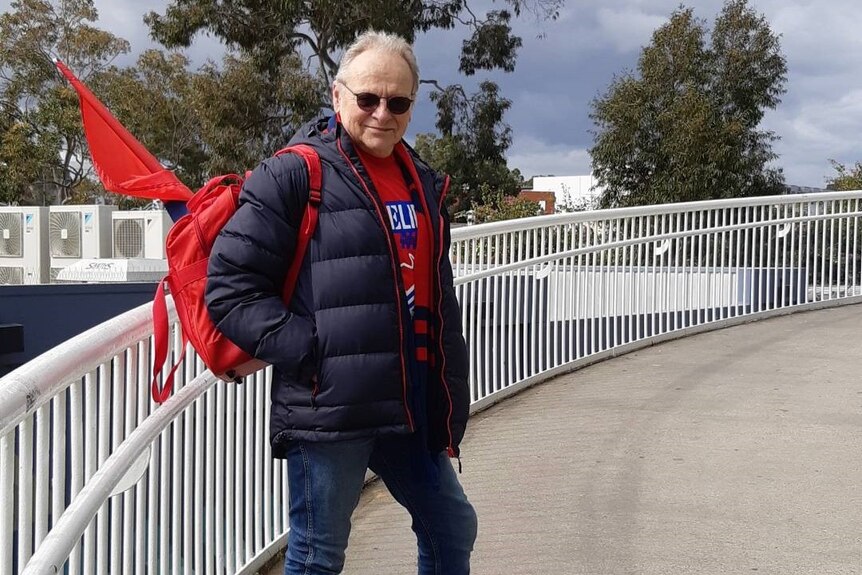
[0,0,129,205]
[145,1,561,91]
[555,186,598,213]
[93,49,321,188]
[590,0,787,208]
[826,160,862,191]
[470,185,539,223]
[414,81,524,214]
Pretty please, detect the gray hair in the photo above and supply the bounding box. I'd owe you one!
[335,30,419,94]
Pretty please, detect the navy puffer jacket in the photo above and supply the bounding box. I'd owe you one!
[205,117,469,458]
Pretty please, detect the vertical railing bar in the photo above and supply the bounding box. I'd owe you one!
[83,369,98,575]
[493,233,502,391]
[738,207,745,315]
[235,378,248,566]
[504,233,514,388]
[110,353,126,575]
[245,377,256,562]
[660,214,669,334]
[264,369,275,547]
[589,223,598,354]
[18,416,34,570]
[622,218,631,347]
[787,204,802,305]
[138,340,153,575]
[742,207,751,315]
[829,201,836,299]
[34,404,50,550]
[67,375,83,575]
[183,347,196,575]
[206,379,217,575]
[215,380,226,574]
[674,212,680,328]
[853,199,859,296]
[255,371,266,552]
[844,199,850,295]
[597,223,606,350]
[721,208,733,319]
[52,388,68,535]
[170,334,184,575]
[122,346,138,575]
[0,431,14,575]
[527,230,536,376]
[193,359,205,573]
[819,202,827,301]
[158,381,170,575]
[96,361,112,575]
[711,209,719,320]
[698,209,705,320]
[634,217,642,342]
[608,223,617,351]
[515,231,524,381]
[765,206,774,313]
[225,383,237,573]
[538,227,547,371]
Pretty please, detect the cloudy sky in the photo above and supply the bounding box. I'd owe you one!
[9,0,861,187]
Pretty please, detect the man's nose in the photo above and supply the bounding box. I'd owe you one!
[371,98,393,119]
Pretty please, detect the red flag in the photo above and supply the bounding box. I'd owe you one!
[55,59,193,202]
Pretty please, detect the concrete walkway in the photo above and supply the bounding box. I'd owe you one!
[267,305,862,575]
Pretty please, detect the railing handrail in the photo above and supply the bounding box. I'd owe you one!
[0,300,175,437]
[7,189,862,575]
[449,190,862,240]
[452,208,862,285]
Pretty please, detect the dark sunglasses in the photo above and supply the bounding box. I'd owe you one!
[338,81,414,115]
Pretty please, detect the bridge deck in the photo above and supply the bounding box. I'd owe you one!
[265,305,862,574]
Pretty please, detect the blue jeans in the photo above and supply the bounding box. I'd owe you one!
[283,435,478,575]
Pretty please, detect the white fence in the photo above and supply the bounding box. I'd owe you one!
[2,191,862,574]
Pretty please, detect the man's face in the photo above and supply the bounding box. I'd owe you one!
[333,48,415,158]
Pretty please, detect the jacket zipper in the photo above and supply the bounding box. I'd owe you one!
[310,376,320,409]
[336,138,415,432]
[435,175,458,458]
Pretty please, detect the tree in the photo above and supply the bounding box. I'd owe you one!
[145,0,559,210]
[590,0,787,208]
[471,186,539,223]
[826,160,862,191]
[145,1,561,96]
[93,48,320,188]
[414,81,524,213]
[0,0,129,205]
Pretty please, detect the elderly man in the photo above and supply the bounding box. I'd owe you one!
[206,30,477,575]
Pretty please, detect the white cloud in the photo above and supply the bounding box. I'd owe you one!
[507,136,592,179]
[594,7,668,54]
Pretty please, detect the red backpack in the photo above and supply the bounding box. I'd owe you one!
[150,144,322,403]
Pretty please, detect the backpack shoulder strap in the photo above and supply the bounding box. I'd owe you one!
[274,144,322,302]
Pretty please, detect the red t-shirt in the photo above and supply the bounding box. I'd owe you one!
[358,149,432,362]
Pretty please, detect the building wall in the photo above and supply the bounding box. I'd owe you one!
[0,283,157,376]
[532,175,604,207]
[518,191,556,215]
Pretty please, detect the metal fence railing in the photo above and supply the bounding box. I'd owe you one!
[3,191,862,574]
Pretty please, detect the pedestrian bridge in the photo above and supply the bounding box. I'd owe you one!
[3,192,862,574]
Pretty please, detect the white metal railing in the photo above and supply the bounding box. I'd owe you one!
[3,190,862,574]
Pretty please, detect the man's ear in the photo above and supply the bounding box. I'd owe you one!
[331,82,342,114]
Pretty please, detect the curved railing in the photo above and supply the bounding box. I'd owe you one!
[3,191,862,574]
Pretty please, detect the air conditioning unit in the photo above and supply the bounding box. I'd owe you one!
[112,210,172,259]
[0,206,49,285]
[48,205,115,281]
